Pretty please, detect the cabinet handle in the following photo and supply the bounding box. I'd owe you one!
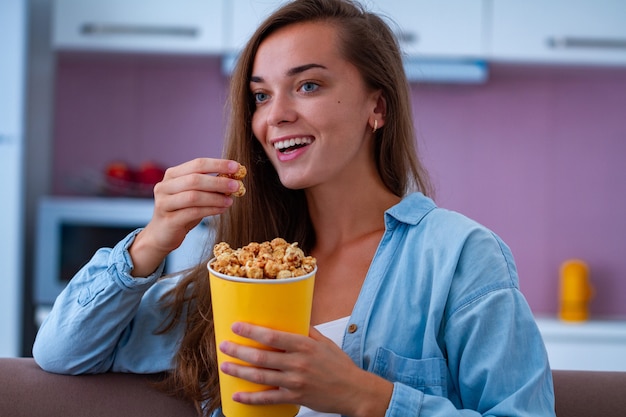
[395,30,419,45]
[547,36,626,50]
[80,23,199,38]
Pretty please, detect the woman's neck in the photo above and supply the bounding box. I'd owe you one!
[305,175,400,255]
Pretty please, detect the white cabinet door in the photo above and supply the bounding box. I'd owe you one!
[0,0,26,357]
[227,1,487,58]
[224,0,284,53]
[490,0,626,66]
[221,0,488,83]
[53,0,225,55]
[368,0,486,59]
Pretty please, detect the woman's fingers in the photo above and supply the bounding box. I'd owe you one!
[218,341,310,406]
[134,158,243,255]
[230,322,311,353]
[219,350,283,386]
[217,322,382,415]
[219,341,292,373]
[152,158,244,222]
[155,159,242,201]
[218,323,314,385]
[154,178,236,211]
[161,157,240,180]
[231,387,291,406]
[127,157,244,276]
[218,323,338,390]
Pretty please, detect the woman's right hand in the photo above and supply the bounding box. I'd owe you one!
[129,158,243,277]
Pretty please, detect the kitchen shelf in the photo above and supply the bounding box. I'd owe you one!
[535,316,626,371]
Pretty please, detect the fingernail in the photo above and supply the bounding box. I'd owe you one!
[231,322,242,334]
[229,180,240,192]
[228,161,239,171]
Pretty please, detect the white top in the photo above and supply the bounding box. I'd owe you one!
[296,316,349,417]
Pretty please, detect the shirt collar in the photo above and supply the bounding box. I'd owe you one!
[385,192,437,227]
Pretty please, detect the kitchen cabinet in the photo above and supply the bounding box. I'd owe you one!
[224,0,283,53]
[489,0,626,66]
[368,0,486,59]
[226,0,487,59]
[51,0,626,67]
[52,0,225,55]
[53,0,488,59]
[222,0,489,83]
[536,317,626,371]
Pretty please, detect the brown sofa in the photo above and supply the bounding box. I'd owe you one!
[0,358,196,417]
[552,369,626,416]
[1,357,625,416]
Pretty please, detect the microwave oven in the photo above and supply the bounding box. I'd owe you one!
[34,196,211,311]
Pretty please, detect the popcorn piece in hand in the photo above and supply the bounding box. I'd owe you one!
[218,163,247,197]
[231,181,246,197]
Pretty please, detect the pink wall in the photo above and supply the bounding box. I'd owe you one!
[52,55,626,318]
[412,65,626,318]
[52,54,229,191]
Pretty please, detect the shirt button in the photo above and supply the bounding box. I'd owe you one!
[347,323,358,333]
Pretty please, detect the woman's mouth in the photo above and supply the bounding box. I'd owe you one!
[273,137,313,153]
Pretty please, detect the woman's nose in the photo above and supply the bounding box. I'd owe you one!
[267,93,297,126]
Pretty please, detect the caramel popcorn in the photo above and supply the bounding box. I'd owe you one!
[217,163,247,197]
[209,238,316,279]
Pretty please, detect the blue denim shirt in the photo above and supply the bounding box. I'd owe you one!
[34,193,555,416]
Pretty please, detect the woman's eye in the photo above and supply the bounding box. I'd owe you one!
[300,82,319,93]
[254,92,269,103]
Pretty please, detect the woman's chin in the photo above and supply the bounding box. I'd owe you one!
[277,174,313,191]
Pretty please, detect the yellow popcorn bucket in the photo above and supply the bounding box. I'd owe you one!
[208,261,316,417]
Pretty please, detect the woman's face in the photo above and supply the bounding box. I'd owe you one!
[250,21,381,190]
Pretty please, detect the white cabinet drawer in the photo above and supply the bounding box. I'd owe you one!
[490,0,626,66]
[52,0,225,54]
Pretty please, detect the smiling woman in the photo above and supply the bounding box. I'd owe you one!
[249,21,383,189]
[32,1,555,416]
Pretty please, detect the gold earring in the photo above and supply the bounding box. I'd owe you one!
[372,119,378,133]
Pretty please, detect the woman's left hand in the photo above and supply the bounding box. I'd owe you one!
[218,322,393,417]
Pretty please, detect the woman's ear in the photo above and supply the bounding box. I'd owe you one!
[370,91,387,131]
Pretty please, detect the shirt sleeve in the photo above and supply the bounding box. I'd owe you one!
[33,229,184,375]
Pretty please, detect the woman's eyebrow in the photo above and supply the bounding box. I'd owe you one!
[286,63,327,76]
[250,63,327,84]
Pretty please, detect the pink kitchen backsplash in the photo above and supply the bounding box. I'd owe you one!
[53,53,626,318]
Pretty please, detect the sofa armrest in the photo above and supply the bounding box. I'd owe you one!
[553,369,626,417]
[0,357,197,417]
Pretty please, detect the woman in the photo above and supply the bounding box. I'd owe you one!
[33,0,555,416]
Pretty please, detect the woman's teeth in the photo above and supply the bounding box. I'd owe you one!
[273,137,312,152]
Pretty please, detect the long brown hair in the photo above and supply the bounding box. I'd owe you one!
[157,0,432,414]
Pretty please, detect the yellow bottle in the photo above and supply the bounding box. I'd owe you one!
[559,259,594,322]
